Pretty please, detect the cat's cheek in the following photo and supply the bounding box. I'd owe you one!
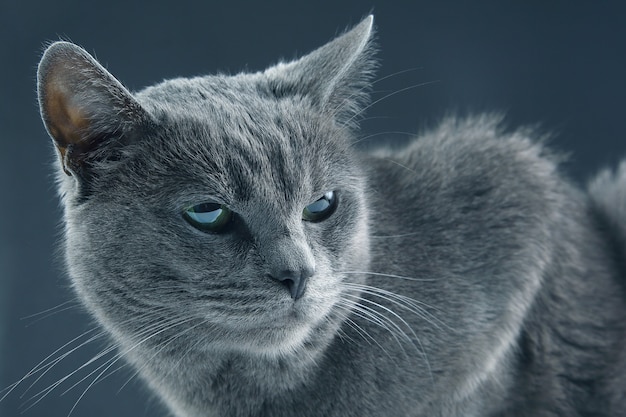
[297,272,339,323]
[338,209,371,281]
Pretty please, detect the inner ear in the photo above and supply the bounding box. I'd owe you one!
[43,77,91,147]
[42,81,94,171]
[37,41,150,176]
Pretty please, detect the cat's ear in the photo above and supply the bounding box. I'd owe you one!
[37,41,150,176]
[265,15,377,128]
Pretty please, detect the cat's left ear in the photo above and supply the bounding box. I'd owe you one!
[264,15,376,128]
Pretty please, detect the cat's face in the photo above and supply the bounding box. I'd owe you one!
[39,19,375,358]
[72,87,369,356]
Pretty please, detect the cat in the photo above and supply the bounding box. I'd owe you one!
[34,14,626,417]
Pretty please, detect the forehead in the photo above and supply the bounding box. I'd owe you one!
[142,90,350,209]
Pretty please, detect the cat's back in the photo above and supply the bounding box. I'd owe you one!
[362,115,564,245]
[360,115,626,416]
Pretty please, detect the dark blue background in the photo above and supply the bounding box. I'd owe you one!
[1,1,625,416]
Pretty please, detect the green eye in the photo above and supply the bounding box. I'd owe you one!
[183,202,233,233]
[302,191,338,222]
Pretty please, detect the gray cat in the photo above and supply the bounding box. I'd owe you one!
[35,15,626,417]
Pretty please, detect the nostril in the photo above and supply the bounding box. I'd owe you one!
[270,269,310,300]
[280,277,296,294]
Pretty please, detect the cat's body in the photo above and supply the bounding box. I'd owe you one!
[36,16,626,417]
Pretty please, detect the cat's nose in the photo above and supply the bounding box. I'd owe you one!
[272,267,315,300]
[260,235,316,301]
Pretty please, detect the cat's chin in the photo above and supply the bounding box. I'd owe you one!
[240,323,316,357]
[202,320,312,359]
[211,298,340,358]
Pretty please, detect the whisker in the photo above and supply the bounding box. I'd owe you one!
[328,67,425,122]
[383,157,417,174]
[65,316,196,417]
[0,327,101,402]
[341,282,454,332]
[16,307,170,411]
[342,292,433,380]
[335,302,394,360]
[157,323,213,382]
[357,115,395,122]
[338,302,398,357]
[344,283,437,325]
[19,341,119,412]
[370,232,422,238]
[335,303,371,344]
[23,304,81,327]
[370,67,424,86]
[19,331,108,401]
[20,300,77,321]
[58,315,187,397]
[340,270,436,282]
[115,319,210,394]
[352,131,416,145]
[343,294,415,345]
[340,80,440,129]
[347,301,411,358]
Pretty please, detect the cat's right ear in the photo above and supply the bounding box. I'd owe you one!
[37,42,150,176]
[264,15,377,130]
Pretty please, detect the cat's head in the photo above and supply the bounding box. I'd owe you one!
[38,17,375,357]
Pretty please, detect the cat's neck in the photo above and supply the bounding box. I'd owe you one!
[135,343,325,417]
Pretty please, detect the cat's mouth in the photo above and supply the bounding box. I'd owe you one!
[209,311,316,355]
[191,274,340,354]
[246,300,312,329]
[206,293,331,346]
[268,303,310,325]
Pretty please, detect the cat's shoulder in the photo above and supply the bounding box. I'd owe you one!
[363,114,564,198]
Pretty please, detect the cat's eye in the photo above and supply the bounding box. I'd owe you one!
[183,202,233,233]
[302,191,338,222]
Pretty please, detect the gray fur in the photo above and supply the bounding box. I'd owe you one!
[36,15,626,417]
